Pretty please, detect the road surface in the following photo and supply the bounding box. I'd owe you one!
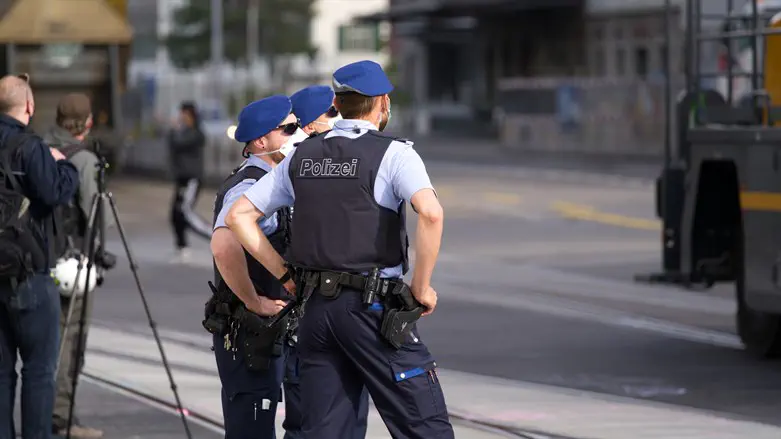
[72,160,781,437]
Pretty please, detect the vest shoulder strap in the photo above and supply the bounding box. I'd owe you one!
[364,130,413,146]
[235,164,268,182]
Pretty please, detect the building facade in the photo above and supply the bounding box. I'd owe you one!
[124,0,390,122]
[362,0,738,152]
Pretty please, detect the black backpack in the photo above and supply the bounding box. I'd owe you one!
[0,135,46,288]
[50,141,89,258]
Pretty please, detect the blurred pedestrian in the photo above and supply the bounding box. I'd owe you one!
[167,101,211,263]
[0,73,79,439]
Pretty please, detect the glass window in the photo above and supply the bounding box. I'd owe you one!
[635,46,648,77]
[132,34,158,60]
[616,47,626,76]
[593,48,605,76]
[339,24,380,52]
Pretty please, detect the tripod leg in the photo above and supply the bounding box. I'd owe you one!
[56,192,101,376]
[104,192,194,439]
[64,194,102,439]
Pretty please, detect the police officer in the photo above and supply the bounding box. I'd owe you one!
[290,85,342,136]
[225,61,454,438]
[286,84,370,438]
[208,95,303,439]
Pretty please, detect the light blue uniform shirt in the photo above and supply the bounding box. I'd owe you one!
[242,119,435,278]
[213,155,280,236]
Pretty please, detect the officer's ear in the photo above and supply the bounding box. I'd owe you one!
[378,94,390,113]
[255,136,269,150]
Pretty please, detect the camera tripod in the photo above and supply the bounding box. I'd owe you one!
[56,148,193,439]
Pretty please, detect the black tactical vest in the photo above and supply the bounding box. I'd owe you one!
[287,131,409,274]
[213,163,292,299]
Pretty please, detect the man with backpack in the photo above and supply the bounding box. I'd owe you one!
[0,74,80,439]
[43,92,107,439]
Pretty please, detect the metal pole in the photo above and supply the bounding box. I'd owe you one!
[247,0,260,69]
[727,0,734,106]
[751,0,759,94]
[663,0,672,167]
[684,0,693,93]
[693,0,702,111]
[210,0,224,100]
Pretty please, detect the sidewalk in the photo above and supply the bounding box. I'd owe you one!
[15,379,221,439]
[83,324,781,439]
[83,325,508,439]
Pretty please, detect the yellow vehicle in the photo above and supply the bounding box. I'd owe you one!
[0,0,132,133]
[637,0,781,358]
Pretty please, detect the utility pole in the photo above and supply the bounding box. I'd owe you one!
[210,0,224,100]
[247,0,260,70]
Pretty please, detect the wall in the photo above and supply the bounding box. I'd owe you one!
[310,0,390,79]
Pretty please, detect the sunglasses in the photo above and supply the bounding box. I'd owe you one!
[326,106,339,118]
[275,122,299,135]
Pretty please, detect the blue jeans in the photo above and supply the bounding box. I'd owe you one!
[0,274,61,439]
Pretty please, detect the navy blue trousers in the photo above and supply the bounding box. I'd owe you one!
[297,288,455,439]
[214,330,371,439]
[282,343,369,439]
[0,274,61,439]
[214,331,287,439]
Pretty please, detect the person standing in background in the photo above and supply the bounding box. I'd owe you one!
[0,73,80,439]
[167,101,211,263]
[43,92,106,439]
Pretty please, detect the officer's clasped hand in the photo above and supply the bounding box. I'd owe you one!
[282,278,296,296]
[248,295,287,317]
[411,285,438,316]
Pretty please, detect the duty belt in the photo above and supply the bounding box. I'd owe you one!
[296,266,425,349]
[203,281,294,371]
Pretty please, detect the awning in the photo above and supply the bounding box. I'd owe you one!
[0,0,133,44]
[357,0,583,23]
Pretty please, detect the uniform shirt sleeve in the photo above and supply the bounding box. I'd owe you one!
[214,178,279,235]
[387,141,435,203]
[20,137,79,206]
[243,152,296,216]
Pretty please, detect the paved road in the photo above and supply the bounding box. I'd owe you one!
[80,163,781,435]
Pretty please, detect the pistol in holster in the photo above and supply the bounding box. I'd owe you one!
[234,306,291,371]
[379,280,426,350]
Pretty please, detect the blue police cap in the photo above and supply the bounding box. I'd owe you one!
[290,85,335,127]
[234,95,292,143]
[332,60,393,97]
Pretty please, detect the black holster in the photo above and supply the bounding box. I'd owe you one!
[235,306,290,371]
[202,281,237,336]
[379,282,425,349]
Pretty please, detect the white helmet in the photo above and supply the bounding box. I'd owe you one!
[226,125,237,140]
[51,256,97,297]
